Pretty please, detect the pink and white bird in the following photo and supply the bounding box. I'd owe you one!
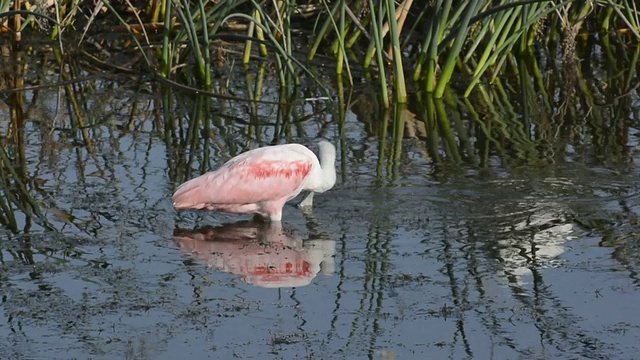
[172,141,336,221]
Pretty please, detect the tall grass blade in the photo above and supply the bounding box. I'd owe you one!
[385,0,407,103]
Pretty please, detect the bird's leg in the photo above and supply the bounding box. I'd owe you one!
[298,191,314,208]
[263,199,285,222]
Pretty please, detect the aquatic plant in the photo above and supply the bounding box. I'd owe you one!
[2,0,638,103]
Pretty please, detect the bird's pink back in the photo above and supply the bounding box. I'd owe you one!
[173,144,317,209]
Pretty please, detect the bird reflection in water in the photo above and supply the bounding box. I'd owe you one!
[173,221,335,288]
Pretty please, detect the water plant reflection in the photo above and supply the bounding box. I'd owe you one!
[173,221,335,288]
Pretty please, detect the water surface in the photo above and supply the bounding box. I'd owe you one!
[1,63,640,360]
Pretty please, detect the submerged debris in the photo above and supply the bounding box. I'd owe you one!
[269,332,307,345]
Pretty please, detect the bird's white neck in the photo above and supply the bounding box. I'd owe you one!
[316,141,337,192]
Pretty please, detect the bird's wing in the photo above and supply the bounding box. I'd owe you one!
[173,145,315,208]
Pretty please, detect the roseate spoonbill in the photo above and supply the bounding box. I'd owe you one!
[172,141,336,221]
[173,221,336,288]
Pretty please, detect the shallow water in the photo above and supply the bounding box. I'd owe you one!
[2,75,640,360]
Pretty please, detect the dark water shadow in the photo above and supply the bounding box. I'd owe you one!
[173,221,335,288]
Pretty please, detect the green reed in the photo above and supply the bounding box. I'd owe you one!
[368,0,390,108]
[2,0,640,177]
[385,0,407,103]
[0,142,55,233]
[5,0,639,106]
